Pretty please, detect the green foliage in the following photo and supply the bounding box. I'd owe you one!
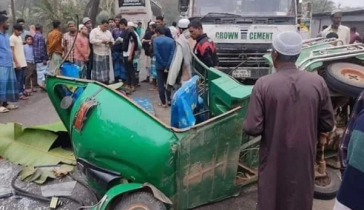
[311,0,336,13]
[158,0,179,24]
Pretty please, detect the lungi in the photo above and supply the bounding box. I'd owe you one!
[0,66,19,102]
[48,53,62,75]
[92,53,110,84]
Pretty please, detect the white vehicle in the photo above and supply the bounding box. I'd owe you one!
[115,0,162,29]
[180,0,300,81]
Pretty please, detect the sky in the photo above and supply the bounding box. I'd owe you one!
[332,0,364,8]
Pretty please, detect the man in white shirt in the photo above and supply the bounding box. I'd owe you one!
[169,22,178,40]
[89,19,114,84]
[321,10,350,45]
[168,19,192,87]
[10,23,28,100]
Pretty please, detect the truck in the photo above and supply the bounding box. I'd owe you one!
[115,0,162,28]
[179,0,301,83]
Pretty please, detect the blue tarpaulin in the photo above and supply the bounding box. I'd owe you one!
[171,75,202,129]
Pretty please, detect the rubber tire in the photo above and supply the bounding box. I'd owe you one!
[324,62,364,97]
[115,192,167,210]
[314,168,341,200]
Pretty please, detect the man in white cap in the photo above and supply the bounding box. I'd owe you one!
[74,24,90,78]
[321,9,350,45]
[167,18,192,87]
[243,31,335,210]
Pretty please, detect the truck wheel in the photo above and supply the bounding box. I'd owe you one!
[314,168,341,200]
[115,192,167,210]
[324,62,364,97]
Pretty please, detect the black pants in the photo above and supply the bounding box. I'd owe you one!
[124,57,136,86]
[156,68,171,105]
[86,50,93,80]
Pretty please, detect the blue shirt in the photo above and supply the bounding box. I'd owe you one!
[0,30,13,67]
[153,36,175,70]
[24,44,34,63]
[33,32,48,63]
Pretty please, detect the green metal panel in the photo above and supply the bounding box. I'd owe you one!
[176,109,244,210]
[46,77,179,198]
[207,67,253,116]
[95,183,144,210]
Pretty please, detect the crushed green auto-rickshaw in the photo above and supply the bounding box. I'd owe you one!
[45,55,259,210]
[45,38,364,209]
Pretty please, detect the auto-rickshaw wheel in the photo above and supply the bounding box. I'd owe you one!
[115,192,167,210]
[325,62,364,97]
[314,168,341,200]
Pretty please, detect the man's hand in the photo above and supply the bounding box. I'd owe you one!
[15,62,21,69]
[128,56,132,62]
[102,40,108,44]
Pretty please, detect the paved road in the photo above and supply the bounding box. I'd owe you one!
[0,79,335,210]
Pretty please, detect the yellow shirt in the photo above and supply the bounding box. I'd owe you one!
[321,25,351,45]
[10,34,27,68]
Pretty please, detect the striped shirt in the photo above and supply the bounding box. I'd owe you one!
[62,32,77,62]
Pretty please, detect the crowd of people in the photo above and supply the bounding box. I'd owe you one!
[0,10,219,112]
[319,10,363,45]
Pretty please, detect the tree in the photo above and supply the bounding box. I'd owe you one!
[158,0,179,24]
[10,0,16,23]
[311,0,336,13]
[84,0,100,25]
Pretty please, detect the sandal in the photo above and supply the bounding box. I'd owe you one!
[0,106,9,113]
[158,103,167,108]
[39,86,47,92]
[20,95,29,100]
[6,104,18,110]
[24,91,33,96]
[32,89,38,93]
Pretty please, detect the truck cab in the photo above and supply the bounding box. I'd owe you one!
[180,0,299,83]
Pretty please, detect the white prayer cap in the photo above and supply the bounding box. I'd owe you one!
[149,21,155,26]
[127,21,135,27]
[78,24,85,31]
[272,31,302,56]
[178,19,190,28]
[331,9,342,16]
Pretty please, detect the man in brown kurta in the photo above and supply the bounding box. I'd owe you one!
[243,31,335,210]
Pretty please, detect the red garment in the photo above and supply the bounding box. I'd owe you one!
[74,34,90,62]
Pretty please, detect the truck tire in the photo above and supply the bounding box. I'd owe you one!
[115,192,167,210]
[324,62,364,97]
[314,168,341,200]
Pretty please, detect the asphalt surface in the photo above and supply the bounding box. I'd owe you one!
[0,74,335,210]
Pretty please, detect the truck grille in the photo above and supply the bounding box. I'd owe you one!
[216,43,271,78]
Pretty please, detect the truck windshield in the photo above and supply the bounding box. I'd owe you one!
[119,0,146,7]
[192,0,295,17]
